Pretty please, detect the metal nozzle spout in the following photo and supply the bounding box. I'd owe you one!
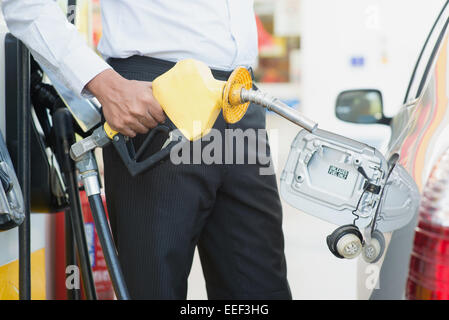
[240,88,318,133]
[70,125,112,161]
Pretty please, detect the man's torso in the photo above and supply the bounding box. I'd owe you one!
[98,0,258,71]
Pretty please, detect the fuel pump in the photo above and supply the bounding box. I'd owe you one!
[0,131,24,231]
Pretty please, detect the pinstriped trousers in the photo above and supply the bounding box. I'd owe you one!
[103,56,291,299]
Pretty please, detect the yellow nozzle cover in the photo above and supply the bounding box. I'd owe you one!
[222,67,252,123]
[151,59,252,141]
[103,122,118,140]
[152,59,225,141]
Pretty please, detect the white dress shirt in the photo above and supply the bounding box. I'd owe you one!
[2,0,258,97]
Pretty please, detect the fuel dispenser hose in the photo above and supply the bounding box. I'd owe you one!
[87,193,130,300]
[75,150,130,300]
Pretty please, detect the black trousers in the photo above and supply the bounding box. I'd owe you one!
[103,56,291,299]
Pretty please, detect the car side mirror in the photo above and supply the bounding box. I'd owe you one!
[335,89,391,125]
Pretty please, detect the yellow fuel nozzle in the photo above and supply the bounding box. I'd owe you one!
[152,59,252,141]
[103,59,316,143]
[98,60,251,143]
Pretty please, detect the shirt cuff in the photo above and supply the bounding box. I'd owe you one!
[59,44,112,98]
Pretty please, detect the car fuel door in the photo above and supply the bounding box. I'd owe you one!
[280,129,419,234]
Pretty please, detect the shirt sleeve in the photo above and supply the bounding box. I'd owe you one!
[2,0,111,98]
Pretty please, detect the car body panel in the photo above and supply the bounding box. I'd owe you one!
[359,24,449,299]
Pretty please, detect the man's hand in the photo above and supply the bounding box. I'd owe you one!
[86,69,166,137]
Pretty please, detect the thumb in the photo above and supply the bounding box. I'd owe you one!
[142,81,153,89]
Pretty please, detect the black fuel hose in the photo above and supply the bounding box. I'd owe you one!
[53,108,97,300]
[65,170,98,300]
[87,194,130,300]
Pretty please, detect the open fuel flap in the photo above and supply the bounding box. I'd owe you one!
[280,129,419,262]
[281,129,389,229]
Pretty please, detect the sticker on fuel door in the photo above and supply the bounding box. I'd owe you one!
[328,165,349,180]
